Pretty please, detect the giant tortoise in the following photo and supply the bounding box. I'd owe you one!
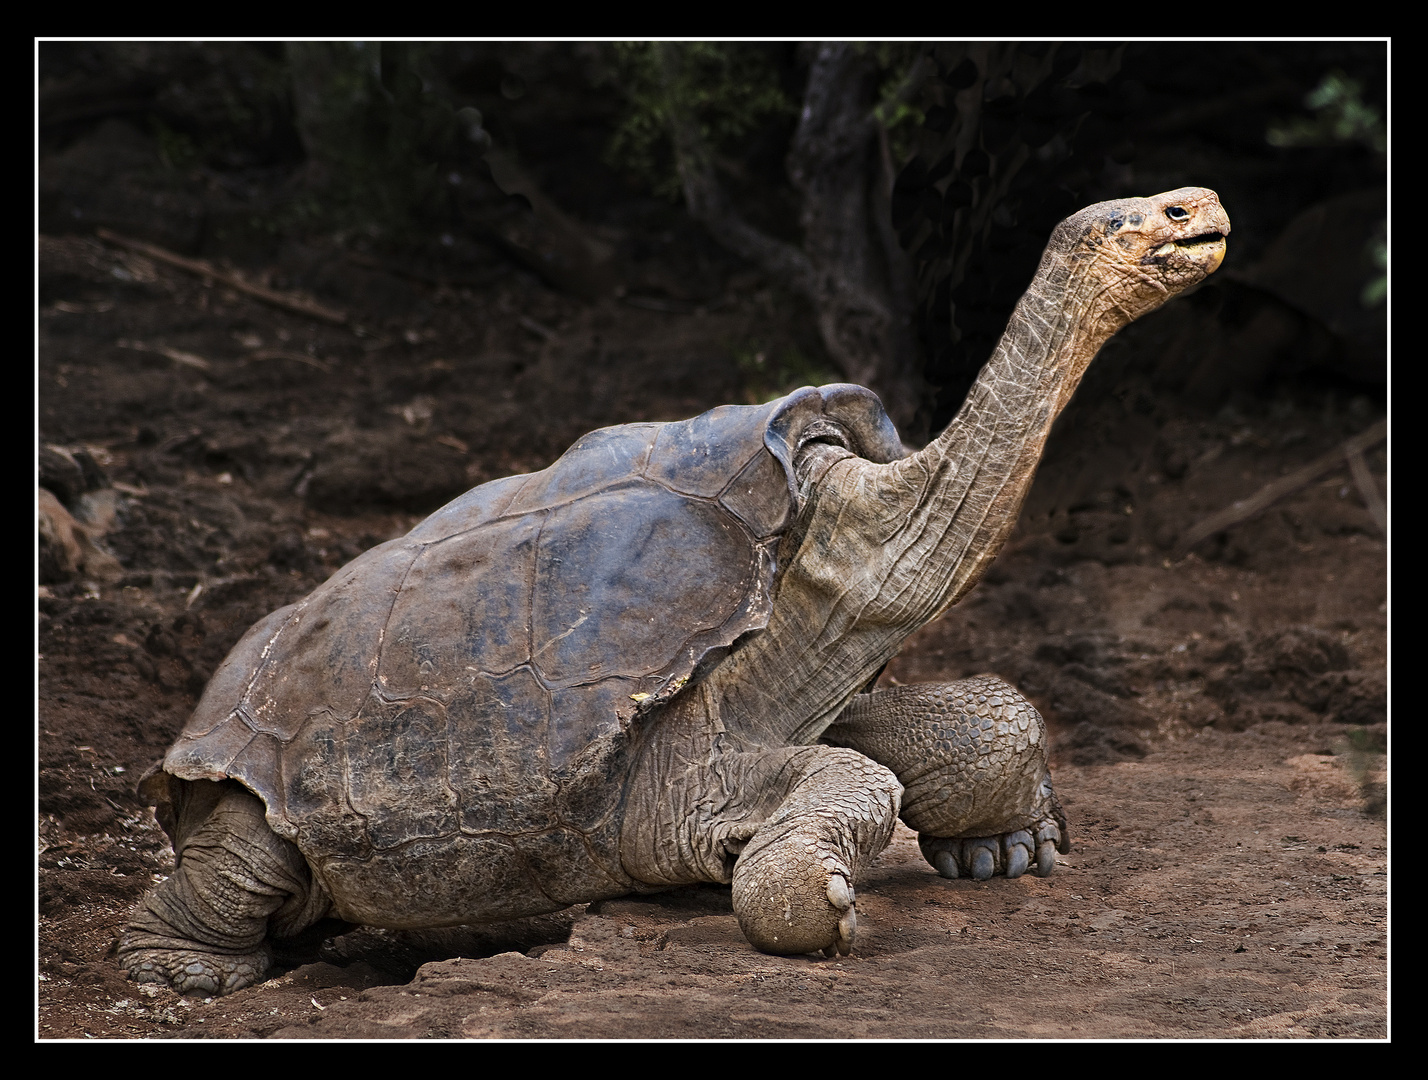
[120,188,1229,994]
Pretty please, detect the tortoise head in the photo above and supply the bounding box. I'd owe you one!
[1049,186,1230,331]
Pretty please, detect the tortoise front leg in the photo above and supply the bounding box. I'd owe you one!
[823,675,1070,880]
[622,735,901,957]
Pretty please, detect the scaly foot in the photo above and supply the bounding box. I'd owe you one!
[732,832,862,956]
[725,747,900,957]
[119,940,270,997]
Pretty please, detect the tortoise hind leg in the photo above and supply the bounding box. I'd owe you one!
[117,778,330,996]
[823,675,1070,881]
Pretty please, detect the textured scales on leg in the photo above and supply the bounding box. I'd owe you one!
[117,780,330,996]
[824,675,1069,880]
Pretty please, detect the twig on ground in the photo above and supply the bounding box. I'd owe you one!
[116,339,212,372]
[1174,418,1387,558]
[1344,446,1387,536]
[96,228,349,325]
[517,314,557,341]
[241,348,333,372]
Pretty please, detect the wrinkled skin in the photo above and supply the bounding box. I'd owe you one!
[120,189,1229,991]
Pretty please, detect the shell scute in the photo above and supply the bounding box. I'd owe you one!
[344,693,459,850]
[530,483,751,687]
[504,423,661,515]
[645,403,773,498]
[379,512,542,696]
[447,667,560,834]
[405,472,528,543]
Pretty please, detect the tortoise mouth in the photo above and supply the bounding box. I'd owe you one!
[1183,231,1227,274]
[1175,231,1226,249]
[1148,231,1227,273]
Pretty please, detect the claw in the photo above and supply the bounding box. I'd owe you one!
[822,875,857,956]
[922,823,1063,882]
[1004,830,1034,879]
[1034,839,1057,877]
[835,905,857,955]
[1038,818,1070,856]
[970,844,995,881]
[1005,843,1030,879]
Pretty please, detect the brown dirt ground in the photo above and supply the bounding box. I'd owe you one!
[36,221,1387,1040]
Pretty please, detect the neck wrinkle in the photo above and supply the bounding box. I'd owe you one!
[879,249,1119,619]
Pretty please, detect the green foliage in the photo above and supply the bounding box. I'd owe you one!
[733,340,839,404]
[1268,72,1387,309]
[150,117,200,171]
[1267,71,1385,154]
[606,43,795,200]
[285,42,480,239]
[869,43,928,168]
[1362,223,1387,309]
[180,45,299,171]
[607,43,929,200]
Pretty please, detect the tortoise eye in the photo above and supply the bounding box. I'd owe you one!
[1166,206,1189,221]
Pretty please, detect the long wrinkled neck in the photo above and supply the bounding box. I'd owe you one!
[876,243,1122,618]
[702,245,1130,747]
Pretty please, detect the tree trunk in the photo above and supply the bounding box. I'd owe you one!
[657,43,928,441]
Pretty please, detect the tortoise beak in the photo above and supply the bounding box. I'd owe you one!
[1204,237,1226,275]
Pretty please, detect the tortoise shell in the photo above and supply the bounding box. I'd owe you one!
[157,385,902,926]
